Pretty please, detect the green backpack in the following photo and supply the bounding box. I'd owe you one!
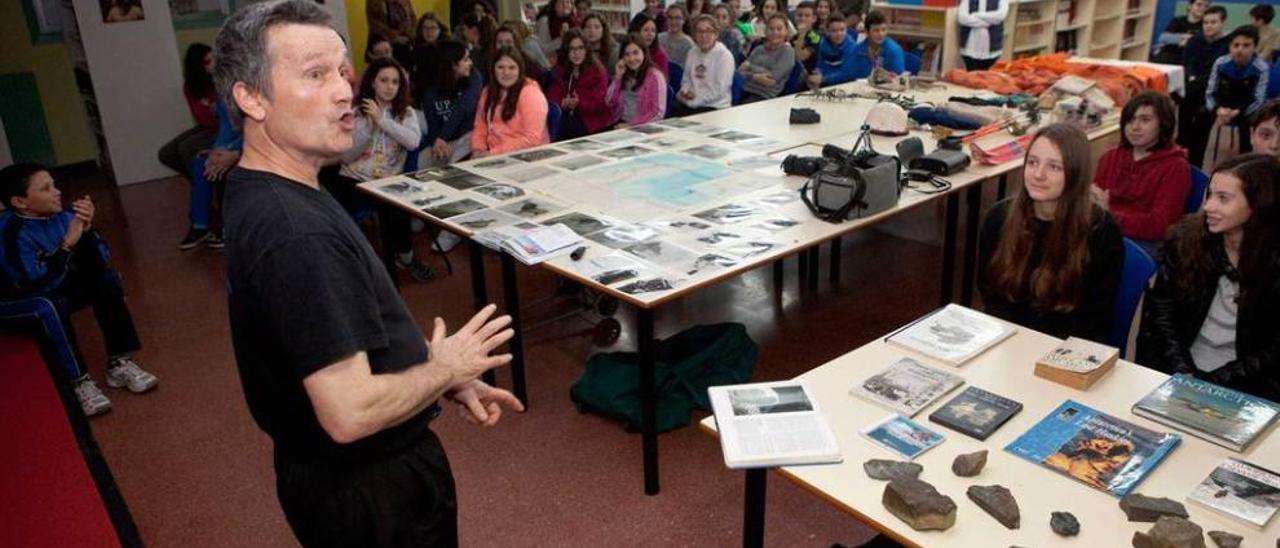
[570,323,758,432]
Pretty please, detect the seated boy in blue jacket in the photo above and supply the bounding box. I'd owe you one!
[1207,25,1271,153]
[850,10,906,80]
[0,163,158,417]
[807,11,859,89]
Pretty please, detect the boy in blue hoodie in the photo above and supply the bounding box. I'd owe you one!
[0,163,158,417]
[1206,25,1271,153]
[850,10,906,79]
[807,11,859,88]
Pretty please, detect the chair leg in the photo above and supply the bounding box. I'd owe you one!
[432,230,455,276]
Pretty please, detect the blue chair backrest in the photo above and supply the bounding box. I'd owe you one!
[668,62,684,91]
[731,72,744,105]
[403,133,428,173]
[904,52,922,76]
[1186,166,1209,213]
[547,101,562,142]
[782,62,805,95]
[1109,238,1157,357]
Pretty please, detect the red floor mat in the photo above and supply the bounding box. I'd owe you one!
[0,333,121,548]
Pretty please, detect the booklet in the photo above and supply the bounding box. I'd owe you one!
[928,386,1023,441]
[495,223,582,265]
[1187,458,1280,528]
[861,414,946,460]
[850,357,964,417]
[885,304,1017,366]
[1132,374,1280,453]
[707,381,843,469]
[1034,337,1119,390]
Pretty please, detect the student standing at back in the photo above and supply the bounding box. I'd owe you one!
[1153,0,1209,64]
[1180,6,1230,166]
[978,123,1124,343]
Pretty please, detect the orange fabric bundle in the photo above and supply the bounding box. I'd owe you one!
[944,54,1169,106]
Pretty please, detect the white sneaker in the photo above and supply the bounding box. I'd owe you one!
[75,377,113,416]
[105,357,159,393]
[435,231,462,253]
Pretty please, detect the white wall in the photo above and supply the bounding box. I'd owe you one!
[72,0,189,185]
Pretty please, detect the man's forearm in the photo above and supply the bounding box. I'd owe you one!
[306,353,459,444]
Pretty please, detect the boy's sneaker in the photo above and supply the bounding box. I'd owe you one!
[396,256,435,282]
[178,228,210,250]
[435,231,462,253]
[75,377,113,416]
[106,356,159,393]
[205,230,225,249]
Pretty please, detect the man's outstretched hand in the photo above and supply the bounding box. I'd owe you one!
[447,380,525,426]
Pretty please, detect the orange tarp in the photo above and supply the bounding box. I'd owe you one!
[943,53,1169,106]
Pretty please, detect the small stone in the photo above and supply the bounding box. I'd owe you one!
[967,484,1020,529]
[1132,516,1206,548]
[1207,530,1242,548]
[1120,493,1190,522]
[1050,511,1080,536]
[951,450,988,477]
[882,478,958,531]
[863,459,923,481]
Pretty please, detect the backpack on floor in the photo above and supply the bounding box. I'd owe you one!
[570,323,758,433]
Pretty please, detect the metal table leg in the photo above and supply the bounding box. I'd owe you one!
[744,468,767,548]
[773,260,784,290]
[806,246,819,292]
[997,174,1008,200]
[828,236,842,284]
[960,184,982,306]
[940,193,959,306]
[468,241,496,387]
[797,249,809,281]
[638,307,659,495]
[499,253,528,406]
[379,206,399,289]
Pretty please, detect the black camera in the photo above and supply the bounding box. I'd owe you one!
[780,154,827,177]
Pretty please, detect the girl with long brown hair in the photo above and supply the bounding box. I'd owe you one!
[606,35,668,127]
[472,47,550,156]
[580,12,619,71]
[1137,153,1280,402]
[548,29,611,139]
[977,123,1124,342]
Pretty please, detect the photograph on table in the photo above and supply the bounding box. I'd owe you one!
[468,156,522,170]
[552,155,609,171]
[586,224,661,249]
[372,178,425,197]
[643,217,715,237]
[447,208,525,231]
[542,212,616,236]
[472,222,541,250]
[500,165,561,184]
[558,139,609,151]
[862,414,946,460]
[599,145,656,160]
[692,202,766,224]
[571,253,658,286]
[409,192,451,208]
[728,155,782,171]
[721,238,782,260]
[728,385,814,416]
[423,198,489,219]
[470,183,526,201]
[498,197,569,220]
[753,188,801,207]
[682,144,734,160]
[685,252,740,276]
[409,165,468,182]
[657,118,703,129]
[640,135,691,149]
[591,131,646,144]
[616,276,680,295]
[623,239,701,272]
[734,137,786,153]
[709,130,764,143]
[753,215,801,232]
[437,172,497,190]
[511,148,568,163]
[627,124,670,135]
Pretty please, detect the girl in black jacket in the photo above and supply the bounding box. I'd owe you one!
[1137,153,1280,403]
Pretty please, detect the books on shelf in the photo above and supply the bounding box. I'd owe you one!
[1187,458,1280,528]
[1132,374,1280,453]
[885,304,1016,366]
[851,357,964,417]
[1033,337,1118,390]
[862,414,946,460]
[928,386,1023,440]
[707,381,843,468]
[1005,400,1180,497]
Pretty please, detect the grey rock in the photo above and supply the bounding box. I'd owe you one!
[1050,511,1080,536]
[1132,516,1206,548]
[951,450,988,477]
[863,459,923,481]
[967,484,1020,529]
[1120,493,1190,522]
[882,478,957,531]
[1207,530,1242,548]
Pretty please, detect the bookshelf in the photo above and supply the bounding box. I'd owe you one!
[871,1,961,76]
[589,0,646,34]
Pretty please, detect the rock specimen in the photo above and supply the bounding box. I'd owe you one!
[1120,493,1190,522]
[882,478,957,531]
[1207,531,1242,548]
[967,484,1020,529]
[951,450,988,477]
[863,459,923,481]
[1132,516,1206,548]
[1050,511,1080,537]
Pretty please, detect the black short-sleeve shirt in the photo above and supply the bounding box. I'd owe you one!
[224,167,431,462]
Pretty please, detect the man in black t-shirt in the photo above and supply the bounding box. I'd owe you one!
[1153,0,1209,64]
[214,1,523,546]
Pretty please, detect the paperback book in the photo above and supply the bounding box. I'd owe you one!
[850,357,964,417]
[885,304,1017,366]
[707,382,843,468]
[1132,374,1280,452]
[1187,458,1280,528]
[1005,400,1180,497]
[861,414,946,460]
[500,223,582,265]
[928,386,1023,440]
[1034,337,1118,390]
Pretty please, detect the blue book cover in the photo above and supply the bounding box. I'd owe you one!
[862,414,946,460]
[1005,400,1181,497]
[1132,374,1280,452]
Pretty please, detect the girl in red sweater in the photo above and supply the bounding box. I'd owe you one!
[547,29,611,139]
[1092,91,1192,250]
[473,48,550,156]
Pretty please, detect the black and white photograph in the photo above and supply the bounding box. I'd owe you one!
[409,165,468,182]
[640,135,690,149]
[754,216,801,232]
[644,218,715,237]
[617,277,677,295]
[542,212,615,236]
[551,155,608,171]
[695,230,747,246]
[498,197,568,219]
[423,199,488,219]
[470,156,522,170]
[627,124,669,135]
[511,148,567,163]
[470,183,525,201]
[722,239,781,260]
[693,203,765,224]
[728,156,780,171]
[501,165,560,184]
[728,385,814,416]
[448,209,524,231]
[558,139,608,151]
[591,131,645,144]
[372,179,422,197]
[437,172,496,190]
[709,130,763,143]
[599,145,655,160]
[410,193,450,208]
[657,118,702,129]
[585,224,659,249]
[754,189,801,207]
[594,268,640,285]
[682,144,733,160]
[623,239,699,270]
[686,253,739,276]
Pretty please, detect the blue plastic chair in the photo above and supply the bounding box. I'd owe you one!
[731,72,744,105]
[668,62,684,92]
[546,102,562,142]
[1109,238,1158,358]
[782,62,805,96]
[904,53,922,76]
[1185,166,1209,213]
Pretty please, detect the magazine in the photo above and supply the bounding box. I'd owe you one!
[1132,374,1280,452]
[499,223,582,265]
[1187,458,1280,528]
[861,414,946,460]
[850,357,964,417]
[885,305,1017,366]
[1004,400,1180,497]
[707,381,843,469]
[928,386,1023,440]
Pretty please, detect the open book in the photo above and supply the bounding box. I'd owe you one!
[477,223,581,265]
[708,381,843,469]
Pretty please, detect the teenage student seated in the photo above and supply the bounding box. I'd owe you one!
[1251,100,1280,157]
[0,163,160,416]
[547,29,611,139]
[807,11,857,89]
[674,14,735,114]
[472,47,550,156]
[421,40,483,166]
[608,35,669,127]
[1206,25,1271,155]
[1136,153,1280,403]
[849,10,905,79]
[1179,5,1229,167]
[660,4,695,69]
[978,123,1125,343]
[1091,91,1191,250]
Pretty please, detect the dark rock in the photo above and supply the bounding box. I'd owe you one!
[966,484,1020,529]
[863,459,923,481]
[1132,516,1205,548]
[951,450,988,477]
[882,478,957,531]
[1207,530,1242,548]
[1120,493,1190,522]
[1050,511,1080,536]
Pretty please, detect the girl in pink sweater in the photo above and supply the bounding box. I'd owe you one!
[607,36,668,127]
[472,48,550,156]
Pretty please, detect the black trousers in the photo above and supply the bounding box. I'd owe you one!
[275,430,458,548]
[51,232,141,360]
[319,169,413,256]
[671,102,719,117]
[157,125,217,179]
[962,56,998,71]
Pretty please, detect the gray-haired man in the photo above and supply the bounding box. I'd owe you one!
[214,1,523,545]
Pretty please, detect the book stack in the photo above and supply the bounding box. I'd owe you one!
[1034,337,1118,390]
[1132,374,1280,452]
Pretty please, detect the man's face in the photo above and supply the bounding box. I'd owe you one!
[1189,0,1208,18]
[796,8,815,30]
[826,21,847,44]
[868,23,888,45]
[1251,118,1280,157]
[1202,14,1223,39]
[244,24,354,160]
[11,171,61,216]
[1229,35,1256,64]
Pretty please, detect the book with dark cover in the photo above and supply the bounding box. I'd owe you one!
[1187,458,1280,528]
[1004,400,1181,497]
[1132,374,1280,452]
[928,386,1023,440]
[851,357,964,417]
